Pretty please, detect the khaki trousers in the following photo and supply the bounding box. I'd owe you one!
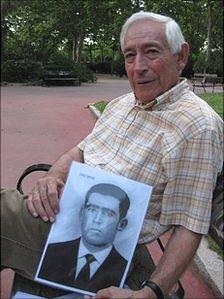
[1,189,51,278]
[1,189,71,297]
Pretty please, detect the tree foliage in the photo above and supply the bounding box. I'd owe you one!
[1,0,223,79]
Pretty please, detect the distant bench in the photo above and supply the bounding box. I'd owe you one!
[190,73,223,93]
[43,70,81,86]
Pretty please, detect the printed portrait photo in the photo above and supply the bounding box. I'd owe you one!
[35,162,153,296]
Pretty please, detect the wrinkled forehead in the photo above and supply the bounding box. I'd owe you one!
[124,19,167,49]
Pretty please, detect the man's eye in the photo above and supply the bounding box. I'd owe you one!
[105,210,115,218]
[146,49,159,56]
[87,207,96,212]
[125,53,135,61]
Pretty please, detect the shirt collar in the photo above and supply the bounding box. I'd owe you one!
[78,238,113,265]
[134,78,189,111]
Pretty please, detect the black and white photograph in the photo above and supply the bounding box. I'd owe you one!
[35,162,153,296]
[12,291,83,299]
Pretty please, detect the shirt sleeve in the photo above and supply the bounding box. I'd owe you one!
[160,128,223,234]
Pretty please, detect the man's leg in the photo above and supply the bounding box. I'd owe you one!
[1,188,51,278]
[1,189,73,298]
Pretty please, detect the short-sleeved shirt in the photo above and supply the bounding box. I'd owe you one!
[78,79,223,243]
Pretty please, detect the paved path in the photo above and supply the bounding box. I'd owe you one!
[1,76,131,189]
[1,75,220,298]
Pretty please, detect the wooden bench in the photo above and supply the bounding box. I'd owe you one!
[43,70,81,86]
[190,73,223,93]
[209,165,223,249]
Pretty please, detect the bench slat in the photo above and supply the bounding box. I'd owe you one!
[44,78,79,81]
[191,73,223,93]
[42,70,81,86]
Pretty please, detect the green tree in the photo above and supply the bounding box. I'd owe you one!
[1,0,223,76]
[2,0,61,62]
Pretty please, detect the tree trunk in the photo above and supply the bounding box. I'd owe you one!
[205,1,212,73]
[111,49,115,75]
[1,0,18,17]
[89,44,93,63]
[100,47,104,62]
[75,32,84,63]
[72,38,77,61]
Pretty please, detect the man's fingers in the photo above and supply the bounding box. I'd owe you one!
[57,178,64,197]
[37,179,57,222]
[95,287,134,299]
[47,178,64,214]
[26,195,38,218]
[26,176,64,222]
[32,189,50,222]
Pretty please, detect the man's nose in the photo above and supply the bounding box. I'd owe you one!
[134,53,148,73]
[93,210,103,223]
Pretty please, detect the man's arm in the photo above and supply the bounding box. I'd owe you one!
[47,146,84,181]
[26,146,83,222]
[92,226,202,299]
[148,226,202,295]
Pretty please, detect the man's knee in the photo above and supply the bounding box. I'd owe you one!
[1,188,51,277]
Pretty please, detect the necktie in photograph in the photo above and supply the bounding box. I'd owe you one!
[76,254,96,281]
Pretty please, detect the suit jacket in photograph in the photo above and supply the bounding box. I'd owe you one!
[38,237,128,293]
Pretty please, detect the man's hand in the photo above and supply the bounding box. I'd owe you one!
[26,175,64,222]
[26,146,84,222]
[84,286,155,299]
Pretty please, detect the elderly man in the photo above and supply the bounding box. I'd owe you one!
[1,11,223,299]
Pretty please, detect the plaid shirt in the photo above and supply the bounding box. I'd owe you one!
[78,79,223,243]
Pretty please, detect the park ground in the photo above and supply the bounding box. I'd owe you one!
[1,75,223,298]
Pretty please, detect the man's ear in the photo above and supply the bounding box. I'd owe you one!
[117,218,128,231]
[79,206,84,221]
[176,42,189,73]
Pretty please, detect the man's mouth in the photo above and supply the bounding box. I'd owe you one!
[136,79,156,84]
[89,228,101,233]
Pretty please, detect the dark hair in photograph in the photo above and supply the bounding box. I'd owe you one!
[85,183,130,219]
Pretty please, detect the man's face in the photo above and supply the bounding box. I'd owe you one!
[124,19,181,103]
[80,192,121,248]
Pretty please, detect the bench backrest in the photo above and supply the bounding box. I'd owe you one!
[192,73,219,84]
[213,77,223,84]
[209,164,223,249]
[43,70,72,78]
[194,73,218,78]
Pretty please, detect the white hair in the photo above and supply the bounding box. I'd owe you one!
[120,11,185,54]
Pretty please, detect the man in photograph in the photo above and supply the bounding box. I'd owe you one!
[38,183,130,293]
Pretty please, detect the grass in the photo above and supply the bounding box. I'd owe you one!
[199,92,223,119]
[93,101,108,114]
[206,235,223,260]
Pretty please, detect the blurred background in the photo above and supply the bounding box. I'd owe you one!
[1,0,223,84]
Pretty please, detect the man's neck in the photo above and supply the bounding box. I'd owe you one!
[81,237,112,253]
